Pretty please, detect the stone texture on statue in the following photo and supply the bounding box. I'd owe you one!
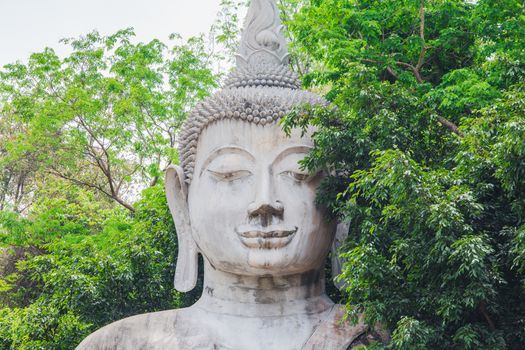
[177,0,315,184]
[76,0,387,349]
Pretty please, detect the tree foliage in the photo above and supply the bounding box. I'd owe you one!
[0,26,216,349]
[0,182,192,349]
[282,0,525,348]
[0,29,217,212]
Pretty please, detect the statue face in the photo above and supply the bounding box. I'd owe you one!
[187,119,335,276]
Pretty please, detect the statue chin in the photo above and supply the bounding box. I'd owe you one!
[75,1,388,349]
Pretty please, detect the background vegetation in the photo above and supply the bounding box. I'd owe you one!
[0,0,524,349]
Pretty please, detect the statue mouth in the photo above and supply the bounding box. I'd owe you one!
[235,225,298,249]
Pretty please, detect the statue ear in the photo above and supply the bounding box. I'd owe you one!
[331,221,350,291]
[165,165,198,292]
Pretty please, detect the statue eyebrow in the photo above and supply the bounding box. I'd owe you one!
[272,145,313,166]
[199,146,255,177]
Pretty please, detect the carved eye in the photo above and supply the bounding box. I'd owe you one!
[280,171,309,182]
[208,169,252,182]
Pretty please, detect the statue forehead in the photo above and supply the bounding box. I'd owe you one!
[194,119,314,158]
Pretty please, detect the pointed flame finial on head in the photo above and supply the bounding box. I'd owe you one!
[223,0,299,89]
[236,0,289,68]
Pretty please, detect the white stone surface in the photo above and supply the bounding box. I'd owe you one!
[187,122,335,277]
[236,0,289,68]
[76,1,386,349]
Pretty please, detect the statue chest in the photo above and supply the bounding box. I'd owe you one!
[166,307,370,350]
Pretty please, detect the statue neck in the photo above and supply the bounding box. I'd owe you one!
[195,259,333,318]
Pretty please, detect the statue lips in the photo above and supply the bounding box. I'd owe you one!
[235,225,298,249]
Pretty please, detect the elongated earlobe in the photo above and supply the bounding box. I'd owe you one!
[165,165,198,292]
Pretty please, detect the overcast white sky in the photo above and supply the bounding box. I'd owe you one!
[0,0,225,66]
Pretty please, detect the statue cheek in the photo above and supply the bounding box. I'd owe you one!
[190,179,255,238]
[193,177,254,208]
[285,189,319,223]
[275,177,317,200]
[217,177,255,199]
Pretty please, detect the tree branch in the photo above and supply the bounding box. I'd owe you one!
[49,169,135,212]
[395,61,424,84]
[479,301,496,331]
[361,58,463,137]
[386,67,400,81]
[437,116,464,137]
[416,0,427,72]
[75,115,119,196]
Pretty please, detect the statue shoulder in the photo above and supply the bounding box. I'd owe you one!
[75,308,202,350]
[302,304,390,350]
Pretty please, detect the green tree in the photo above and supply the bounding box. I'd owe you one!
[0,182,186,349]
[0,29,217,212]
[282,0,525,348]
[0,26,217,349]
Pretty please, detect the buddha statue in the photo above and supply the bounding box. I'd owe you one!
[76,1,387,349]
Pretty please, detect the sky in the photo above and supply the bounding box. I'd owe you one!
[0,0,225,66]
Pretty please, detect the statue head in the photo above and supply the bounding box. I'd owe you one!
[165,0,336,292]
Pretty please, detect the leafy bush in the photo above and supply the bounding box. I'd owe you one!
[0,183,185,349]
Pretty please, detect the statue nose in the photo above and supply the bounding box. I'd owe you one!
[247,169,283,223]
[248,201,284,217]
[247,201,284,224]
